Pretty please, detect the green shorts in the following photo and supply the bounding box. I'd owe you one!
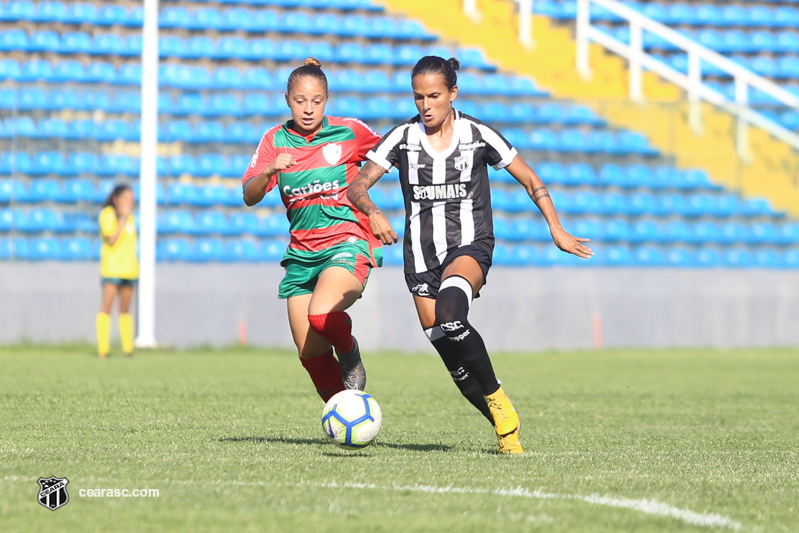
[278,240,382,299]
[101,277,138,287]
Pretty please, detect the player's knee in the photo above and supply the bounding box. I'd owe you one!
[435,276,473,340]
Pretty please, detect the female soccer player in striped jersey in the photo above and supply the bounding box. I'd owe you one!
[243,58,384,401]
[348,56,593,454]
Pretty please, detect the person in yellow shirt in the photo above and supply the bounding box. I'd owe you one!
[96,184,139,358]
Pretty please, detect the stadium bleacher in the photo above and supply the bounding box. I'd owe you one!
[0,0,796,267]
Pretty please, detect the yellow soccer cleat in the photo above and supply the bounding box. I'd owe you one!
[485,387,524,454]
[497,424,524,455]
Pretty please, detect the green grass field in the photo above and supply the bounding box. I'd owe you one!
[1,345,797,532]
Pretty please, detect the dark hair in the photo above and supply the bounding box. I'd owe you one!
[287,57,328,94]
[411,56,460,90]
[103,184,132,209]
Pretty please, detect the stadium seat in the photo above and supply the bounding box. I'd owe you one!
[226,240,260,262]
[33,1,67,23]
[0,208,12,231]
[0,29,29,52]
[158,238,192,262]
[62,179,97,203]
[61,237,95,261]
[29,179,62,202]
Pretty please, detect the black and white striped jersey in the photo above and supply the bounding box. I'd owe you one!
[366,110,518,274]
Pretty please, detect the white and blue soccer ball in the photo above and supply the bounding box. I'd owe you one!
[321,390,382,450]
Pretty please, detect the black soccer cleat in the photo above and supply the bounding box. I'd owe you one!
[337,337,366,391]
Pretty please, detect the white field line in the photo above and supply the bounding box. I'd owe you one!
[4,475,741,530]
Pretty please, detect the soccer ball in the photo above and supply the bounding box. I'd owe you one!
[321,390,382,450]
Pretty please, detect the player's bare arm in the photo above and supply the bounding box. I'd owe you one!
[243,153,295,206]
[347,161,398,245]
[505,155,593,259]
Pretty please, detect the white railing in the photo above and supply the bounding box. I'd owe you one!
[463,0,535,50]
[576,0,799,160]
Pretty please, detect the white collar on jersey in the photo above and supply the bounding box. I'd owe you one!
[416,109,463,160]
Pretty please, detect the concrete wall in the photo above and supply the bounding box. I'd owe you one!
[1,262,798,351]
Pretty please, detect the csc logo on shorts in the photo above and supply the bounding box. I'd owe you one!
[440,321,464,332]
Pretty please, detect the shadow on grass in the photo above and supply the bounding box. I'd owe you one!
[218,436,453,453]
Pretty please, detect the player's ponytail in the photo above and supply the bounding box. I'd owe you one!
[287,57,328,94]
[411,55,459,90]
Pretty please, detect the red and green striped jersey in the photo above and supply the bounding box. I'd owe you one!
[243,116,383,257]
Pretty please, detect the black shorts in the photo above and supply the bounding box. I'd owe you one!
[404,239,493,300]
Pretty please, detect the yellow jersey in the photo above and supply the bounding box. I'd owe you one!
[99,206,139,279]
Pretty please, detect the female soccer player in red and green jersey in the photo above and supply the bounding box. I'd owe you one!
[242,58,383,401]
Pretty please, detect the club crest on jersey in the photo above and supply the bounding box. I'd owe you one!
[454,155,469,172]
[323,143,342,166]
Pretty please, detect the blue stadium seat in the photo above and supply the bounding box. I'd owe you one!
[53,60,85,82]
[635,245,666,266]
[189,7,223,31]
[664,246,695,267]
[33,1,67,22]
[601,219,630,242]
[695,248,722,267]
[602,245,633,266]
[196,211,230,235]
[185,36,216,60]
[62,178,97,203]
[629,219,661,243]
[60,237,95,260]
[0,88,16,110]
[158,238,192,262]
[0,1,36,21]
[226,240,260,262]
[160,7,190,28]
[209,94,242,116]
[0,59,22,81]
[776,222,799,245]
[61,31,92,54]
[29,179,62,202]
[747,222,779,244]
[21,59,54,82]
[529,129,558,151]
[194,184,229,206]
[723,248,754,268]
[196,155,227,178]
[0,208,12,231]
[159,210,196,235]
[167,183,201,206]
[717,222,748,244]
[17,88,46,110]
[15,207,60,233]
[217,37,249,60]
[35,119,69,140]
[97,154,138,177]
[25,237,61,260]
[229,213,260,236]
[258,214,289,237]
[783,250,799,268]
[617,131,658,156]
[661,220,690,243]
[0,29,29,51]
[193,122,225,144]
[563,163,596,186]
